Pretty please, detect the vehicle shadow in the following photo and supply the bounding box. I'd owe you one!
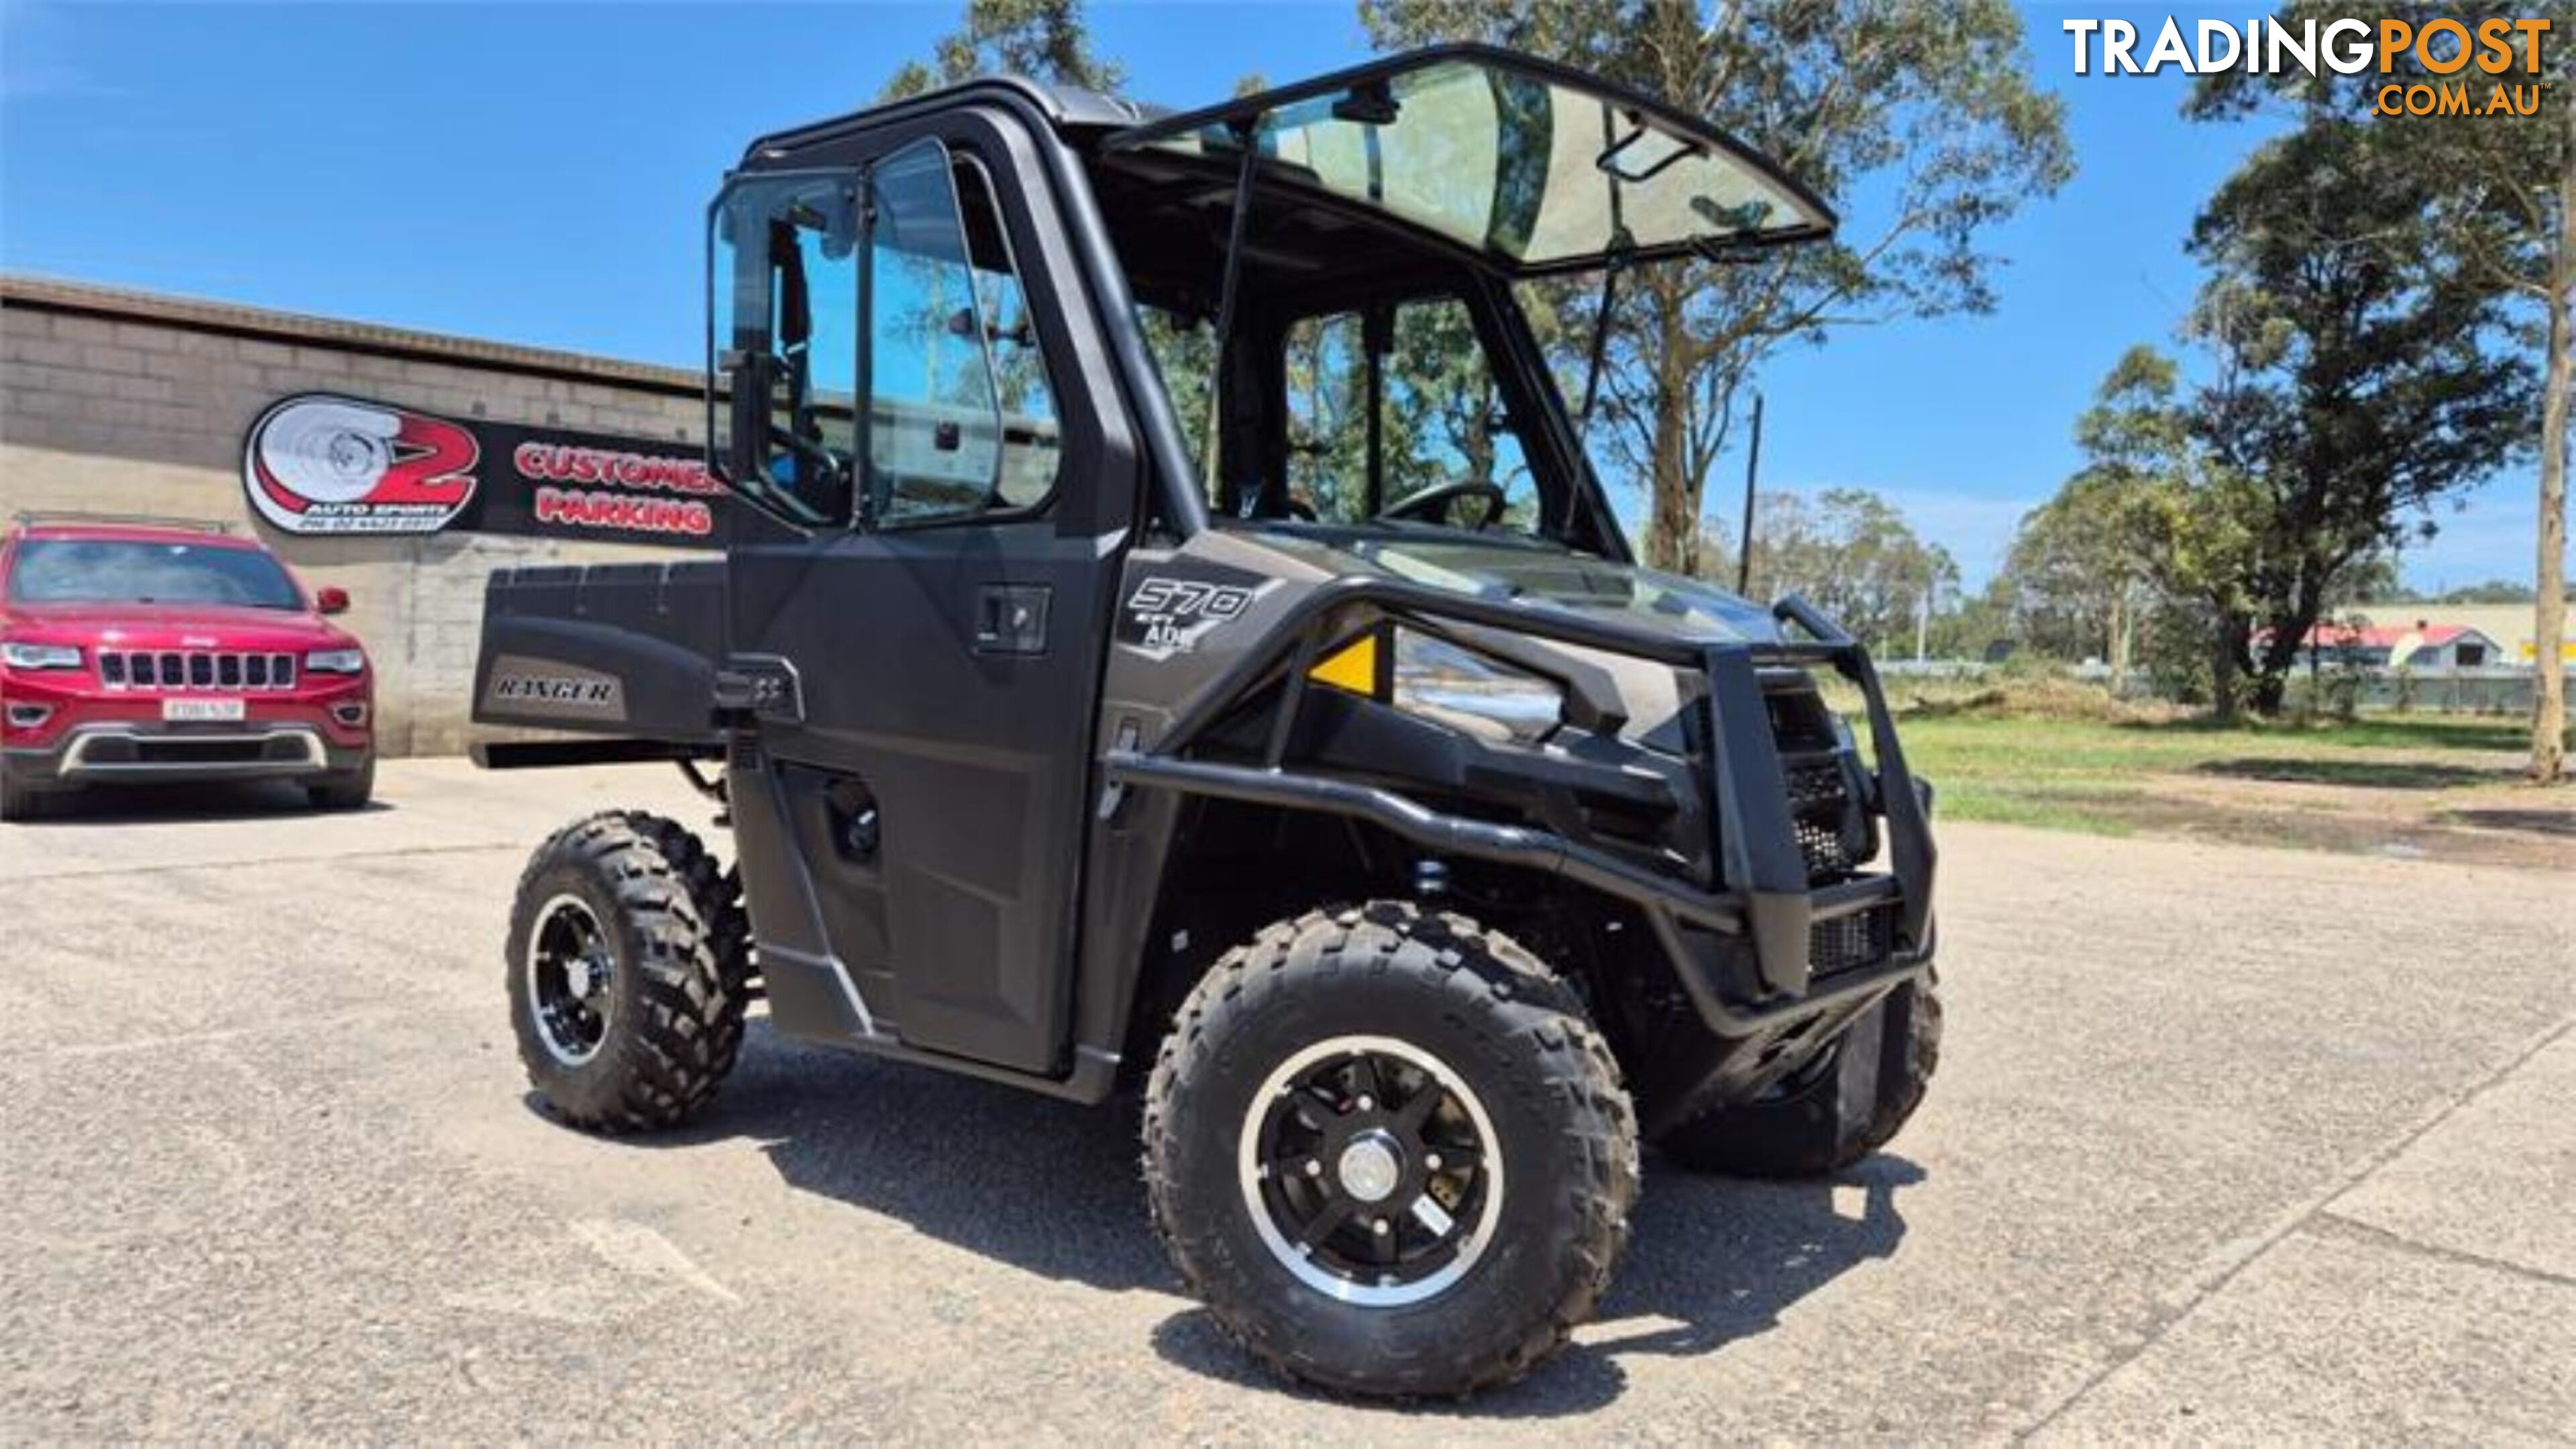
[643,1022,1915,1416]
[13,780,392,824]
[2190,755,2501,790]
[667,1025,1176,1292]
[1148,1152,1919,1417]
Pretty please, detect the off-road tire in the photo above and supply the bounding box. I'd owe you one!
[506,811,748,1132]
[619,810,755,1081]
[1144,902,1638,1398]
[305,755,375,811]
[0,760,46,822]
[1656,974,1942,1179]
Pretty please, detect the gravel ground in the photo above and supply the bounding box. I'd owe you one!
[3,760,2569,1442]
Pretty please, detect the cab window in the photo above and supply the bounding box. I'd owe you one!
[869,144,1063,526]
[711,171,864,529]
[1280,294,1537,534]
[709,140,1061,531]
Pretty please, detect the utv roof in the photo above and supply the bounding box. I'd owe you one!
[747,44,1835,278]
[743,76,1161,157]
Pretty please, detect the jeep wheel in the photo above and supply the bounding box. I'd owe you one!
[0,760,45,822]
[1656,975,1942,1179]
[305,755,375,811]
[1144,902,1638,1398]
[506,812,747,1133]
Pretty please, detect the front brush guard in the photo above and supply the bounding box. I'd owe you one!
[1101,582,1937,1061]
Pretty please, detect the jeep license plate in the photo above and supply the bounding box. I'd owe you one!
[162,698,246,722]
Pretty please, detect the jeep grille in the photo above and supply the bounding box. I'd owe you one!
[98,651,299,692]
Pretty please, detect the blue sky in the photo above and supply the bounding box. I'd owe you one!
[0,1,2547,595]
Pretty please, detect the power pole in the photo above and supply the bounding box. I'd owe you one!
[2532,91,2571,782]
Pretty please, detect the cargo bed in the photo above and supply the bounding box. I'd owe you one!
[471,561,728,756]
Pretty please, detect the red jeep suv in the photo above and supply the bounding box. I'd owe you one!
[0,515,376,820]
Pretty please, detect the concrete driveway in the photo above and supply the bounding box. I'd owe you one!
[3,761,2569,1442]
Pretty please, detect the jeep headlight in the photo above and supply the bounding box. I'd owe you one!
[1388,631,1562,746]
[1,641,82,671]
[305,648,367,675]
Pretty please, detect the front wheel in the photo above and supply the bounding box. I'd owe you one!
[305,755,374,811]
[504,812,747,1133]
[1144,903,1638,1398]
[0,758,48,822]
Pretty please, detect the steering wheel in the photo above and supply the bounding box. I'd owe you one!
[1377,478,1509,530]
[765,423,853,502]
[766,423,842,474]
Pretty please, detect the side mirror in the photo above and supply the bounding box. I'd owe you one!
[315,586,350,616]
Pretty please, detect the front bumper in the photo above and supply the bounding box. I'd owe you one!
[10,727,366,784]
[2,666,372,789]
[5,722,370,788]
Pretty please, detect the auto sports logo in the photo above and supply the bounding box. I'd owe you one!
[243,394,480,536]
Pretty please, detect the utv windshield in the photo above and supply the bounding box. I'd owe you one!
[1096,46,1834,557]
[1106,46,1833,273]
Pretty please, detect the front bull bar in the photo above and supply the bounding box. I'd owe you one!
[1100,582,1937,1059]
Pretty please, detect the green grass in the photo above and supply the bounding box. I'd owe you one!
[1886,711,2536,837]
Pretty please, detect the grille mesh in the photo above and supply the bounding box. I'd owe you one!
[100,651,297,691]
[1809,906,1892,977]
[1784,759,1856,878]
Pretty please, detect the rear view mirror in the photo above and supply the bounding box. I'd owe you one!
[315,586,350,615]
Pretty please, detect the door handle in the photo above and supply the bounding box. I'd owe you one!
[975,584,1051,656]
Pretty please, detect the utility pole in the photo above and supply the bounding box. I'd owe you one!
[1735,391,1763,596]
[2532,89,2571,782]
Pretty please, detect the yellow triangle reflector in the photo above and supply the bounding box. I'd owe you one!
[1308,631,1382,696]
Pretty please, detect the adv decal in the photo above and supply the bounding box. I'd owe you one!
[241,392,729,549]
[244,394,479,536]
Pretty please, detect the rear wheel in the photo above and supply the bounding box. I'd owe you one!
[506,811,747,1132]
[1656,975,1942,1179]
[1144,902,1638,1398]
[618,810,754,1080]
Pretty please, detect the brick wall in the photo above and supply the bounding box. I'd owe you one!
[0,278,705,756]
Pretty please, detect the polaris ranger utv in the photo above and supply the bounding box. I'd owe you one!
[475,45,1939,1398]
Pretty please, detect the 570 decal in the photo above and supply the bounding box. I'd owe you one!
[1120,573,1269,657]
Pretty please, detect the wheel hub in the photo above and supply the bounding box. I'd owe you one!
[1238,1034,1503,1308]
[526,894,614,1067]
[1336,1130,1404,1203]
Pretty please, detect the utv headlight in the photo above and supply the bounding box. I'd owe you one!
[305,648,367,675]
[1,641,82,671]
[1387,631,1562,746]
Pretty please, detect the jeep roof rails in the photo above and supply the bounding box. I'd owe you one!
[9,511,235,535]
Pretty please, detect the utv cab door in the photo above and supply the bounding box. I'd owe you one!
[709,127,1134,1078]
